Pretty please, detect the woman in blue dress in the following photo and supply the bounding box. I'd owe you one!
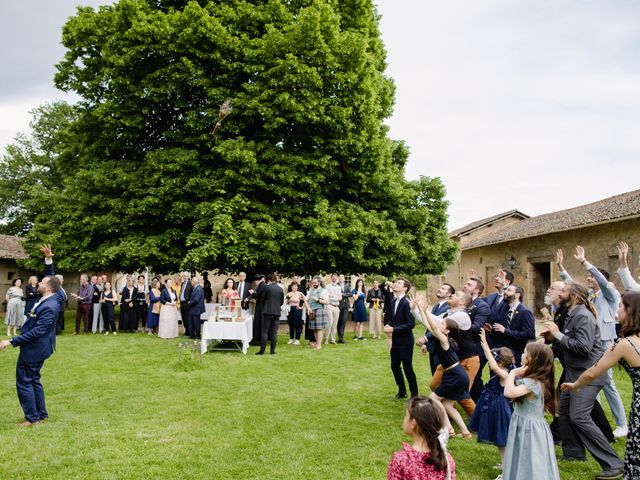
[147,279,161,335]
[351,278,367,340]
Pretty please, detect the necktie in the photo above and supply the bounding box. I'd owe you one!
[507,309,514,326]
[393,298,399,316]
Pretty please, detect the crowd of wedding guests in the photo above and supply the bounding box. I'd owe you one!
[385,242,640,480]
[4,242,640,479]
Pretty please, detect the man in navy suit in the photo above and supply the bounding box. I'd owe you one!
[463,276,493,402]
[483,269,513,314]
[187,278,205,339]
[256,274,285,355]
[235,272,252,312]
[0,272,61,426]
[178,272,193,337]
[383,278,418,399]
[491,285,535,365]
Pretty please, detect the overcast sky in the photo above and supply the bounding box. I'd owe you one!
[1,1,639,230]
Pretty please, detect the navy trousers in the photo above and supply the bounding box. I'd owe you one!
[16,358,47,423]
[188,313,201,339]
[390,344,418,397]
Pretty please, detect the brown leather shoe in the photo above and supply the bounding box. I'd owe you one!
[18,420,39,427]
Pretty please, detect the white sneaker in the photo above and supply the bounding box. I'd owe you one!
[287,339,294,344]
[613,425,628,437]
[104,331,109,335]
[293,340,300,345]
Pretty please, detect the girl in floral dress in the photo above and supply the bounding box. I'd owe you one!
[388,396,455,480]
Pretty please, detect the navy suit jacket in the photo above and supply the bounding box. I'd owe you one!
[493,303,536,365]
[10,295,60,363]
[262,283,284,316]
[160,288,175,304]
[390,296,415,347]
[188,285,205,316]
[235,281,251,308]
[44,260,67,309]
[484,292,504,315]
[431,302,450,317]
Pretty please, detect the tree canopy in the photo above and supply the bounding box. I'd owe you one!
[11,0,457,275]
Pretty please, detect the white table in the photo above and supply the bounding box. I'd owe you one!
[200,315,253,355]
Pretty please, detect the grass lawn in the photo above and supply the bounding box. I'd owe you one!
[0,311,630,479]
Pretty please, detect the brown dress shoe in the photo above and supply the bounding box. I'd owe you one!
[18,420,39,427]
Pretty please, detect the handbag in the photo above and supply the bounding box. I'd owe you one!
[308,310,316,321]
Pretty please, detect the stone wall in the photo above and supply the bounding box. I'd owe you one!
[428,217,640,317]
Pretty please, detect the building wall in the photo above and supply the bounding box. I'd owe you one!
[429,217,640,317]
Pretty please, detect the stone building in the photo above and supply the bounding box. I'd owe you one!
[0,235,33,312]
[0,235,91,312]
[430,189,640,317]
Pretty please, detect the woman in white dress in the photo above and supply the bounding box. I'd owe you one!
[5,278,25,336]
[158,278,179,339]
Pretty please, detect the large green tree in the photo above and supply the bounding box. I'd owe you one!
[21,0,456,275]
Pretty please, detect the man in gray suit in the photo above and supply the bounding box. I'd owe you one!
[541,282,623,480]
[256,274,284,355]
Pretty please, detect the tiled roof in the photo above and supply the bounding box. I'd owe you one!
[0,235,28,260]
[463,189,640,250]
[449,209,529,237]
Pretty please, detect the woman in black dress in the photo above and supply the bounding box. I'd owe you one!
[101,281,119,335]
[24,275,39,317]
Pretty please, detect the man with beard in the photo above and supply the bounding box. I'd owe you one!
[545,280,614,446]
[419,283,454,374]
[484,269,513,313]
[541,282,624,479]
[490,285,535,365]
[463,276,491,402]
[558,246,627,438]
[0,273,61,426]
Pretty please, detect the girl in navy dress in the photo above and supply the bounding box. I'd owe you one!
[468,329,514,473]
[352,278,367,340]
[416,296,472,439]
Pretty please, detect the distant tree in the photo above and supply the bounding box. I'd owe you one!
[21,0,457,275]
[0,101,76,236]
